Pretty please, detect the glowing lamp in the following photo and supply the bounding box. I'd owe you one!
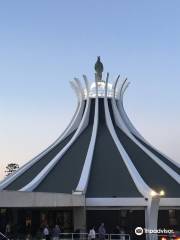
[150,190,157,197]
[159,190,165,196]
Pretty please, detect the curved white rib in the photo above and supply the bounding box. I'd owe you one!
[114,81,180,183]
[118,80,150,141]
[104,74,153,198]
[113,79,138,135]
[75,80,99,193]
[20,78,91,191]
[117,80,180,169]
[113,75,120,99]
[66,80,85,136]
[0,80,85,191]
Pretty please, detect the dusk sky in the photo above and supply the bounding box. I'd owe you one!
[0,0,180,179]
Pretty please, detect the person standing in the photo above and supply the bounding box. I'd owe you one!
[43,225,50,240]
[88,226,96,240]
[119,228,125,240]
[52,224,61,240]
[98,223,106,240]
[5,223,11,239]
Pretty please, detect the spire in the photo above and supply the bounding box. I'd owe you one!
[94,56,104,82]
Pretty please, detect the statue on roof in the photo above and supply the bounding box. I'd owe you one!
[95,56,104,82]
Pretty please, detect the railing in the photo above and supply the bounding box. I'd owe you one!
[60,233,131,240]
[0,231,131,240]
[109,233,131,240]
[2,231,179,240]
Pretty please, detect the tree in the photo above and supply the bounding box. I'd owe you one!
[5,163,19,176]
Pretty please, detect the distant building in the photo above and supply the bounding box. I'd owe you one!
[0,58,179,240]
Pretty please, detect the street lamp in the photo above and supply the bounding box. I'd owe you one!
[150,190,165,197]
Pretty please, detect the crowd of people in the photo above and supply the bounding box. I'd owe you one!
[41,223,126,240]
[1,222,126,240]
[42,224,61,240]
[88,223,126,240]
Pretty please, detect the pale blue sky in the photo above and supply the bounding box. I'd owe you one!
[0,1,180,179]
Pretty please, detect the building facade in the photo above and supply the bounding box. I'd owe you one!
[0,58,179,240]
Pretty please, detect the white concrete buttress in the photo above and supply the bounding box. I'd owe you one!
[75,78,99,193]
[104,74,153,198]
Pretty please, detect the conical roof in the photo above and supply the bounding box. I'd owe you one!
[0,61,179,203]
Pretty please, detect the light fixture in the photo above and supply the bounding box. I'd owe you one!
[159,190,165,196]
[150,189,165,197]
[150,190,157,197]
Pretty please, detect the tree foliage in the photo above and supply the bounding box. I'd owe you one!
[5,163,19,176]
